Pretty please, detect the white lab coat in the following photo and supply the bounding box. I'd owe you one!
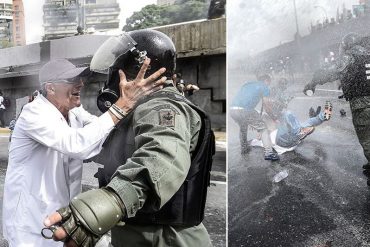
[3,95,114,247]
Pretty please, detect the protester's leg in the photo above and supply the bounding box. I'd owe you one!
[249,111,279,160]
[301,113,324,128]
[283,111,301,135]
[230,109,250,153]
[239,123,249,152]
[261,112,277,132]
[302,101,332,128]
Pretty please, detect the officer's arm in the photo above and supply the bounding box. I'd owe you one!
[304,55,351,94]
[107,99,201,216]
[44,188,126,247]
[44,98,200,246]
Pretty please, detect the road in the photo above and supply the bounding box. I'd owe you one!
[0,131,226,247]
[228,72,370,247]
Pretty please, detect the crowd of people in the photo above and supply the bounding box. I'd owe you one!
[231,74,333,161]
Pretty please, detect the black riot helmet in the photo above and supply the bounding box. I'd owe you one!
[90,29,176,112]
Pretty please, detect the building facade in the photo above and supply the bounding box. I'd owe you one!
[43,0,120,41]
[0,18,226,129]
[12,0,26,46]
[0,0,12,48]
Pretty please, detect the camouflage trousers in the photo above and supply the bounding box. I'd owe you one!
[350,97,370,163]
[230,108,272,152]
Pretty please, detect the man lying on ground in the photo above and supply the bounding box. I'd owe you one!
[250,100,332,154]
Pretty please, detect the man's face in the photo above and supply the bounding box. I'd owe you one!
[51,80,84,112]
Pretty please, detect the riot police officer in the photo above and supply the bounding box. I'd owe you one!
[303,32,370,185]
[43,30,215,247]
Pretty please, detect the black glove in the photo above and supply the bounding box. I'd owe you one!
[57,188,126,247]
[57,206,100,247]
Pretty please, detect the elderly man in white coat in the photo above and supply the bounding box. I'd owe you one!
[2,58,166,247]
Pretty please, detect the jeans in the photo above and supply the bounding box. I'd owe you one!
[276,110,324,148]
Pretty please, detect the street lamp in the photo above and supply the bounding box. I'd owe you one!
[314,5,328,21]
[293,0,300,37]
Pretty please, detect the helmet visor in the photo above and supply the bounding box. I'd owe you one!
[90,33,137,74]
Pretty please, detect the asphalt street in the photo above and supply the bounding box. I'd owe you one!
[228,72,370,247]
[0,131,226,247]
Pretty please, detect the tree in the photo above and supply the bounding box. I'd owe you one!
[165,1,208,23]
[123,5,167,31]
[123,1,209,31]
[0,40,12,49]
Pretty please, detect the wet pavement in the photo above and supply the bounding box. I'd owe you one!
[228,73,370,247]
[0,131,226,247]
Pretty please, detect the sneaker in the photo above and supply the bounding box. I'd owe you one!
[323,101,333,121]
[363,169,370,177]
[264,150,280,161]
[298,126,315,141]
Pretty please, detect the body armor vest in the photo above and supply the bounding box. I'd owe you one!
[93,91,215,226]
[341,54,370,100]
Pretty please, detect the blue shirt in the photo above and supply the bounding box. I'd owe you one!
[231,81,270,110]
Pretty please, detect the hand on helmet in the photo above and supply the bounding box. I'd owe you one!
[115,57,167,113]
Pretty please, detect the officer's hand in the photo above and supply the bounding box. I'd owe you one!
[43,189,125,247]
[44,206,101,247]
[115,57,167,112]
[44,211,78,247]
[303,83,316,95]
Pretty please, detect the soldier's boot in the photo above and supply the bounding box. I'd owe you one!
[361,163,370,186]
[363,163,370,170]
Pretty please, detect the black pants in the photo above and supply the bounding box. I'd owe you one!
[352,107,370,163]
[0,109,5,127]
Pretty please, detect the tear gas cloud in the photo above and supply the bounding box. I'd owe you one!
[228,0,359,69]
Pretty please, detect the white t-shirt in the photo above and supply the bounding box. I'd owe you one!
[0,96,5,110]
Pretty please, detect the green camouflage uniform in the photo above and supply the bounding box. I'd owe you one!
[100,86,212,247]
[350,96,370,163]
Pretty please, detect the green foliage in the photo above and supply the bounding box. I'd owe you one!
[123,5,166,31]
[0,40,12,49]
[123,1,209,31]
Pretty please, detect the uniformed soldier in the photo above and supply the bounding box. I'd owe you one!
[303,32,370,185]
[43,30,214,247]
